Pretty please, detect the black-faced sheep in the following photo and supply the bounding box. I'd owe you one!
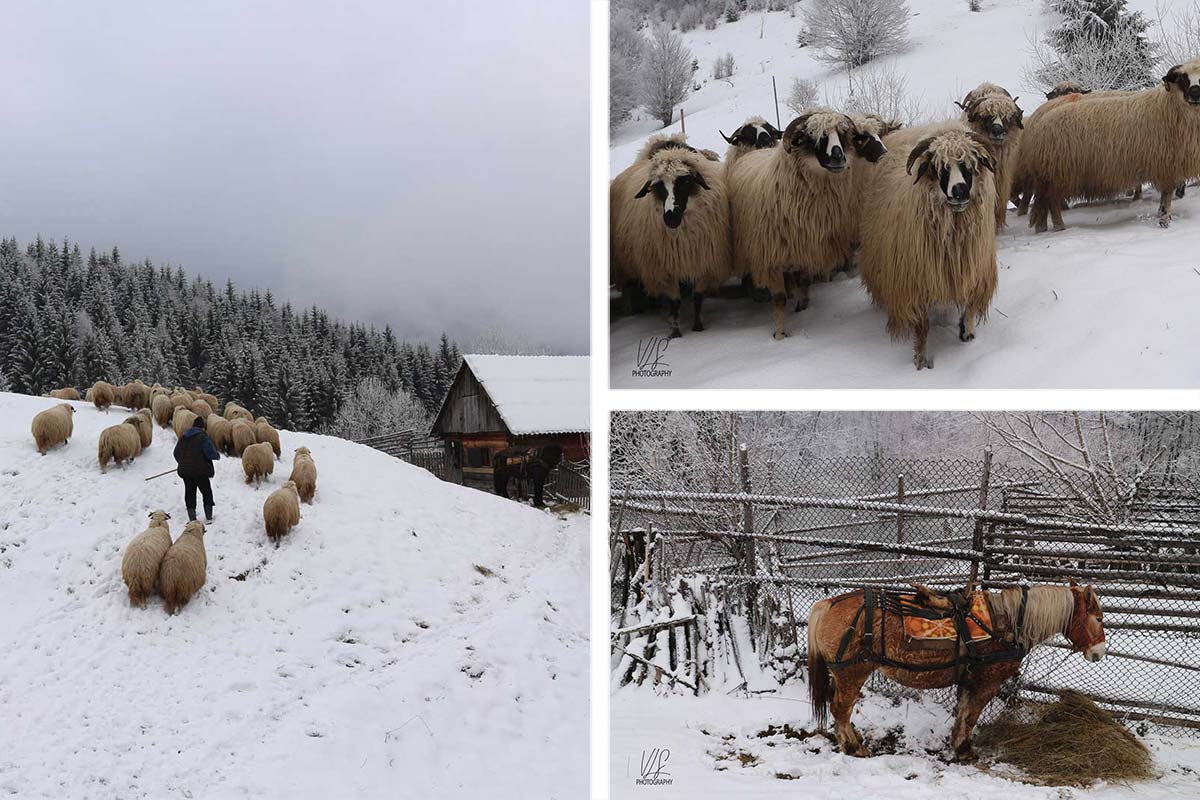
[289,447,317,504]
[124,412,153,449]
[91,381,116,413]
[263,481,301,546]
[173,407,199,440]
[206,414,233,455]
[31,404,75,455]
[610,134,733,337]
[254,417,281,459]
[1021,59,1200,231]
[242,442,275,486]
[122,510,172,608]
[159,520,206,615]
[151,393,174,428]
[957,83,1024,228]
[727,110,859,338]
[720,115,782,168]
[47,387,81,401]
[98,421,143,473]
[230,419,257,457]
[858,124,998,370]
[223,402,253,422]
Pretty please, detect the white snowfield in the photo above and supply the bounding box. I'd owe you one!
[609,0,1200,389]
[0,392,587,799]
[611,685,1200,799]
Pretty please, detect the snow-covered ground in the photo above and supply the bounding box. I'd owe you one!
[0,392,588,799]
[609,0,1200,388]
[611,685,1200,798]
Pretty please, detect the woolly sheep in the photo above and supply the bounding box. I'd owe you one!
[85,387,95,402]
[719,115,782,169]
[289,446,317,504]
[47,387,81,401]
[91,381,116,413]
[957,83,1024,228]
[1020,59,1200,231]
[610,134,733,337]
[263,481,301,546]
[121,510,172,608]
[224,402,253,422]
[242,442,275,486]
[169,392,194,412]
[206,414,233,455]
[98,420,143,473]
[195,391,220,411]
[31,404,75,455]
[158,521,206,615]
[858,123,998,370]
[151,393,174,428]
[123,412,153,449]
[122,380,150,410]
[254,417,281,459]
[191,399,214,419]
[727,110,860,339]
[173,407,199,440]
[230,419,257,457]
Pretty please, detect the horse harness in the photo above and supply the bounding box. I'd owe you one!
[826,586,1029,676]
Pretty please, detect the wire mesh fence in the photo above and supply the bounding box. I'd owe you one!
[611,449,1200,736]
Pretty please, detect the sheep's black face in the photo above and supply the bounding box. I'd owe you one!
[813,132,847,172]
[1164,66,1200,105]
[732,123,780,149]
[851,131,887,163]
[634,171,711,229]
[936,161,974,212]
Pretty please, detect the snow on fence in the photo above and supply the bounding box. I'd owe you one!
[611,451,1200,736]
[357,431,449,480]
[545,459,591,511]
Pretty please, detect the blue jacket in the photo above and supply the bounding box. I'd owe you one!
[174,425,220,479]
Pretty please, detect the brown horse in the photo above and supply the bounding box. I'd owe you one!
[807,581,1106,761]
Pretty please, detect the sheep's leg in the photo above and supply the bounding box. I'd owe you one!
[691,292,705,332]
[1030,196,1048,233]
[1158,188,1175,228]
[664,284,683,338]
[766,272,788,340]
[783,271,795,299]
[793,275,811,313]
[1016,189,1031,217]
[959,311,976,343]
[913,314,933,371]
[1049,201,1066,232]
[1176,184,1187,199]
[1132,185,1143,201]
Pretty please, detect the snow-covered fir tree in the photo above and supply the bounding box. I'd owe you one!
[0,236,466,435]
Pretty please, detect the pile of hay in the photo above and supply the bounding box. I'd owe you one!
[976,690,1154,786]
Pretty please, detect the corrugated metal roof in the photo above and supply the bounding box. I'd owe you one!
[460,354,589,435]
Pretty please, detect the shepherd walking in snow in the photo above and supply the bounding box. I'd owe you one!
[174,415,220,523]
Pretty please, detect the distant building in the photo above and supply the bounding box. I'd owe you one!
[430,354,589,489]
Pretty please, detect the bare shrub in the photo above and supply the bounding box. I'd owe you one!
[785,76,819,115]
[639,24,695,127]
[678,4,702,31]
[712,51,736,79]
[802,0,911,70]
[835,61,926,124]
[1156,0,1200,68]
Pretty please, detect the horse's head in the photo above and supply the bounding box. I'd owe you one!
[1065,579,1106,661]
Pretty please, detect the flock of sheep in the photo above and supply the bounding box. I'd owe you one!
[610,57,1200,369]
[29,380,319,614]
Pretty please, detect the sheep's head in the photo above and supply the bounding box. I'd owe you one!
[906,130,995,213]
[60,404,75,415]
[183,520,205,538]
[960,91,1023,144]
[782,111,851,172]
[1046,79,1089,100]
[848,114,902,163]
[148,510,171,525]
[1163,60,1200,106]
[633,151,713,229]
[720,116,782,150]
[295,446,311,456]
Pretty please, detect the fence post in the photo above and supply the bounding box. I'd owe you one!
[969,448,993,588]
[739,444,757,635]
[896,474,906,577]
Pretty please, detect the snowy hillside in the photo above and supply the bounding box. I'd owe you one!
[609,0,1200,388]
[0,392,587,799]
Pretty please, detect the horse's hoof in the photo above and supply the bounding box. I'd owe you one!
[668,328,682,339]
[692,321,705,332]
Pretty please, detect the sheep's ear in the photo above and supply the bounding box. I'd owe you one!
[765,122,783,139]
[634,181,653,199]
[1163,65,1185,86]
[1080,88,1092,94]
[165,513,171,519]
[1044,90,1055,100]
[912,160,931,184]
[691,170,711,191]
[905,136,936,176]
[977,154,995,174]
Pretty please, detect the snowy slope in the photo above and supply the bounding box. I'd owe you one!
[0,392,587,799]
[611,686,1200,799]
[609,0,1200,388]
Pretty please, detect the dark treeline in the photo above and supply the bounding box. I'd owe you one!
[0,236,461,432]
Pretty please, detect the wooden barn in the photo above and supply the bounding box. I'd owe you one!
[431,354,590,489]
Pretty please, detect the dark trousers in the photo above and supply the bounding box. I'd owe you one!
[183,476,214,519]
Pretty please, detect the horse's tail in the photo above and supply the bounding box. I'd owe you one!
[807,600,833,731]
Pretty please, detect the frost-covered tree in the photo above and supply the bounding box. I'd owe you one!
[802,0,910,71]
[325,376,432,441]
[638,24,694,127]
[1028,0,1156,91]
[611,10,646,132]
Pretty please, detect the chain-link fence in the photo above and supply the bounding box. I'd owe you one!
[611,450,1200,736]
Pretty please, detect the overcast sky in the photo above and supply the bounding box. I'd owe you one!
[0,1,588,354]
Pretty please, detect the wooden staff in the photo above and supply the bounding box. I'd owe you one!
[144,468,176,482]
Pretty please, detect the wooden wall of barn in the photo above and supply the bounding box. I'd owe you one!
[433,367,507,435]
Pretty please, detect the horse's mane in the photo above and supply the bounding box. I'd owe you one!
[994,585,1074,650]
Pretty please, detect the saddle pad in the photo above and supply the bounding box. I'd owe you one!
[901,592,993,642]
